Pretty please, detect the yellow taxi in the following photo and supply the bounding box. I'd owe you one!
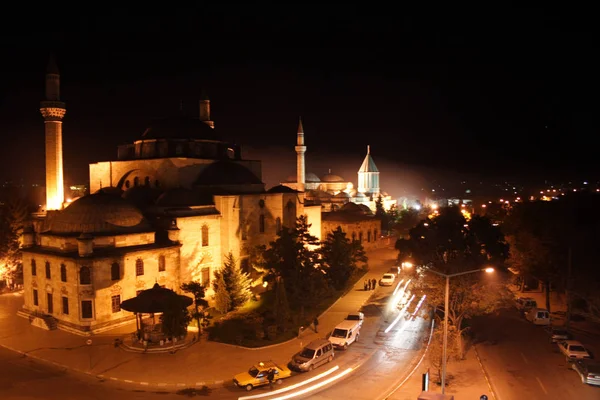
[233,361,292,391]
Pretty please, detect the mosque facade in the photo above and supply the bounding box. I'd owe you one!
[18,62,321,335]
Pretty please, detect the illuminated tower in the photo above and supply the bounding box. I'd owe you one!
[199,91,214,128]
[295,117,306,192]
[357,145,380,194]
[39,55,66,211]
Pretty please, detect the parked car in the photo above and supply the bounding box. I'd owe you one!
[558,340,592,360]
[345,312,364,327]
[516,296,537,312]
[233,361,292,391]
[571,359,600,386]
[328,319,361,350]
[290,339,334,372]
[525,308,551,325]
[546,327,572,343]
[379,273,396,286]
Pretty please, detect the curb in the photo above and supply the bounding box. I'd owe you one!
[0,343,225,391]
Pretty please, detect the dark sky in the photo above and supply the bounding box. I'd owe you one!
[0,7,596,195]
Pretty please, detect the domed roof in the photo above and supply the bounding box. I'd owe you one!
[94,186,123,196]
[49,190,152,235]
[354,192,367,198]
[122,186,162,209]
[195,161,262,186]
[321,173,345,183]
[358,204,373,214]
[341,202,365,214]
[267,185,297,194]
[306,172,321,183]
[141,116,221,141]
[155,187,213,207]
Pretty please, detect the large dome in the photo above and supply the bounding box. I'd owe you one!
[141,116,221,141]
[321,173,345,183]
[195,161,262,185]
[49,190,153,235]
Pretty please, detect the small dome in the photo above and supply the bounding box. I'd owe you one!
[341,202,365,214]
[321,173,345,183]
[334,191,350,198]
[267,185,297,193]
[141,116,221,141]
[195,161,262,186]
[94,186,123,196]
[305,173,321,183]
[155,188,213,207]
[354,192,366,198]
[358,204,373,214]
[49,191,152,235]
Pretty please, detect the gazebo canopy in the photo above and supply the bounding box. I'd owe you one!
[120,283,193,314]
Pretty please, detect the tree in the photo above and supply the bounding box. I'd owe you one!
[262,215,326,318]
[375,195,391,234]
[319,226,367,290]
[212,252,252,311]
[273,276,290,332]
[160,297,192,340]
[393,208,425,239]
[213,272,231,314]
[396,206,510,357]
[181,281,209,334]
[428,326,459,385]
[0,194,28,287]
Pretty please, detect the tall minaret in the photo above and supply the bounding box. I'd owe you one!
[40,55,66,211]
[357,144,380,195]
[199,90,214,128]
[295,117,306,192]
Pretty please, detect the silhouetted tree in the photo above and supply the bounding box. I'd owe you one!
[181,281,209,333]
[319,226,367,290]
[0,193,28,287]
[273,276,290,332]
[397,206,510,357]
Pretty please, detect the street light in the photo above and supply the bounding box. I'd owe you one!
[427,266,494,394]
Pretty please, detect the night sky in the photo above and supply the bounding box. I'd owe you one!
[0,8,595,196]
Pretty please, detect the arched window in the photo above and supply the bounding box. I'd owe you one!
[201,225,209,247]
[45,261,51,279]
[125,180,130,189]
[133,176,139,187]
[359,232,363,243]
[111,262,120,281]
[31,259,36,276]
[158,255,166,272]
[155,179,160,187]
[367,231,372,242]
[351,232,356,242]
[275,217,282,233]
[60,264,67,282]
[79,266,91,285]
[135,258,144,276]
[144,176,150,186]
[259,214,265,233]
[374,229,378,241]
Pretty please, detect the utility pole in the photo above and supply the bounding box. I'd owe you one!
[565,246,573,330]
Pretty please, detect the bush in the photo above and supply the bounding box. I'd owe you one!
[208,312,264,344]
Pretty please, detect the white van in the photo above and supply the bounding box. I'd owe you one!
[525,308,551,325]
[328,320,361,350]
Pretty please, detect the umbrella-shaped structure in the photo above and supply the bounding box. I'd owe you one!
[121,283,193,342]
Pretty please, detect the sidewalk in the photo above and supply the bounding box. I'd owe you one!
[0,246,399,390]
[388,344,495,400]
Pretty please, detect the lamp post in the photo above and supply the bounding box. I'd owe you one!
[427,266,494,394]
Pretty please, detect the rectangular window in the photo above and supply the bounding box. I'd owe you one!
[60,264,67,282]
[135,259,144,276]
[201,225,209,247]
[31,260,36,276]
[62,296,69,315]
[259,214,265,233]
[33,289,38,306]
[111,295,121,313]
[47,293,53,314]
[81,300,93,319]
[45,262,51,279]
[158,256,166,272]
[201,267,210,286]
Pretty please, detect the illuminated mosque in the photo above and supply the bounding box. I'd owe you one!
[282,119,397,212]
[18,59,321,335]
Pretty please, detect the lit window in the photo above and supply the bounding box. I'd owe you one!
[202,225,209,247]
[158,255,166,272]
[135,259,144,276]
[111,295,121,313]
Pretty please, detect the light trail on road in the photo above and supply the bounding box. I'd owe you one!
[385,294,415,333]
[269,367,354,400]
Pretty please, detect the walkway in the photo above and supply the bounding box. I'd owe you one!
[0,246,399,390]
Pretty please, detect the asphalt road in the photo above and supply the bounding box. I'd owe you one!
[471,308,599,400]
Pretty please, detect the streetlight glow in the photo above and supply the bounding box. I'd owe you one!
[484,267,494,273]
